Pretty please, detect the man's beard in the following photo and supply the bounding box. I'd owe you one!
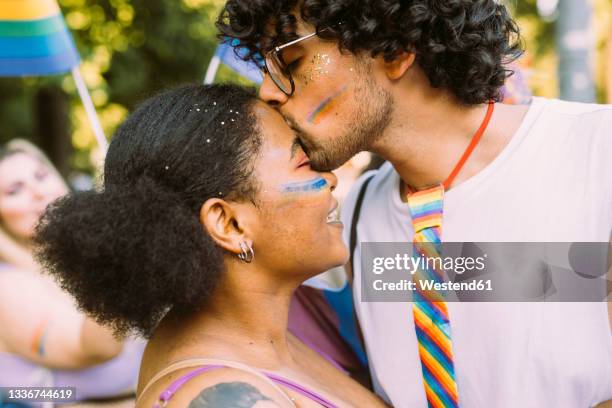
[295,75,393,172]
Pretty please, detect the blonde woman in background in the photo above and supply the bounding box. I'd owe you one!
[0,140,144,406]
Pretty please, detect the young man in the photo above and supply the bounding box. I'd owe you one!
[218,1,612,407]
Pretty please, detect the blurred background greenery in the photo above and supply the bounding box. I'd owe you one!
[0,0,610,181]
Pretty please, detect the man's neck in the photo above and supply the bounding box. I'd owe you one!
[371,91,529,193]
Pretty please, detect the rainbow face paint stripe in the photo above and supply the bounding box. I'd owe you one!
[307,85,347,125]
[279,177,328,196]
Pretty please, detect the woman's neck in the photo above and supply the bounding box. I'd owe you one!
[155,266,299,367]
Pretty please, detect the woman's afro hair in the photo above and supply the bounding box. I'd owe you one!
[35,84,261,337]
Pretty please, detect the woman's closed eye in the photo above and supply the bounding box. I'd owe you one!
[5,182,24,196]
[35,169,49,182]
[295,151,311,168]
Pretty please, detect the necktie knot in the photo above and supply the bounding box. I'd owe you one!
[406,183,445,234]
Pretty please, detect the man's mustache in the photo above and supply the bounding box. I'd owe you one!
[282,114,314,154]
[280,113,335,172]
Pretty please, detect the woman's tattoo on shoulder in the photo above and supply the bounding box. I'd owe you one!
[188,382,280,407]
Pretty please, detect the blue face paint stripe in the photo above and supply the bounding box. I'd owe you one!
[280,177,328,194]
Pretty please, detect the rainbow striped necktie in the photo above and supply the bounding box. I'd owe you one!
[407,184,459,408]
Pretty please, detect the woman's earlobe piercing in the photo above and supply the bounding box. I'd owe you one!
[237,241,254,263]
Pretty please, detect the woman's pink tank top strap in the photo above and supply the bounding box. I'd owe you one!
[152,362,340,408]
[153,365,221,408]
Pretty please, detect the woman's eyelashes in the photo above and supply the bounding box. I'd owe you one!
[297,158,311,168]
[294,151,311,169]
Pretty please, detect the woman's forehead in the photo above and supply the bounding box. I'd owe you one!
[253,102,297,146]
[0,152,40,171]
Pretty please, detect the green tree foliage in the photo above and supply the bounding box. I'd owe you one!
[0,0,246,174]
[0,1,609,175]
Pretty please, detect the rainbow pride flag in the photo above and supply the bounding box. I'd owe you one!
[0,0,80,76]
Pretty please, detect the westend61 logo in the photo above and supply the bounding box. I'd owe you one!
[360,242,612,302]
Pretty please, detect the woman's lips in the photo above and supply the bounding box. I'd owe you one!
[326,202,341,224]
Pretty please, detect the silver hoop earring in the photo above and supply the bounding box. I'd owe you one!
[237,241,254,263]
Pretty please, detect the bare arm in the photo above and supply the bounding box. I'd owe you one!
[79,316,124,365]
[0,270,123,369]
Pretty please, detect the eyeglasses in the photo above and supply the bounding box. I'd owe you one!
[263,30,321,97]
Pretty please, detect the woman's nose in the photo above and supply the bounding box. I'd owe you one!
[31,181,51,202]
[30,186,46,201]
[323,172,338,192]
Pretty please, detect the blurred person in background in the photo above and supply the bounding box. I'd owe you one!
[0,140,144,407]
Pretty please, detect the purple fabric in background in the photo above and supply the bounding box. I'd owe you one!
[0,340,144,406]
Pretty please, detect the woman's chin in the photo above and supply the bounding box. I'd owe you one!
[327,246,350,270]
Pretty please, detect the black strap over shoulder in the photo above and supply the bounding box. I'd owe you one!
[348,174,375,283]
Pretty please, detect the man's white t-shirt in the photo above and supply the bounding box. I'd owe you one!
[342,97,612,407]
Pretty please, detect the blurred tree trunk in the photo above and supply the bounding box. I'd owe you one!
[34,86,72,177]
[556,0,596,102]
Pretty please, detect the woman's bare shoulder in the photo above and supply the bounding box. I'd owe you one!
[137,366,293,408]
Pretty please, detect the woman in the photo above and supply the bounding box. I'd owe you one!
[35,84,389,407]
[0,140,143,405]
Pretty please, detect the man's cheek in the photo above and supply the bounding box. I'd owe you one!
[305,84,348,125]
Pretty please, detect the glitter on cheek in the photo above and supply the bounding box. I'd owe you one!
[306,85,348,125]
[297,53,332,85]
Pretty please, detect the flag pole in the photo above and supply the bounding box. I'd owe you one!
[204,54,221,84]
[71,65,108,154]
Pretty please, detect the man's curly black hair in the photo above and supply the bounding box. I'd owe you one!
[217,0,523,104]
[34,84,261,337]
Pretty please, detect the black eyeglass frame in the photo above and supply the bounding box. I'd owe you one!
[263,29,327,96]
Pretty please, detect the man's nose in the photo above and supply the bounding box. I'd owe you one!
[259,74,289,107]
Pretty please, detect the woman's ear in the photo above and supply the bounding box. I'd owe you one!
[383,52,416,80]
[199,199,250,254]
